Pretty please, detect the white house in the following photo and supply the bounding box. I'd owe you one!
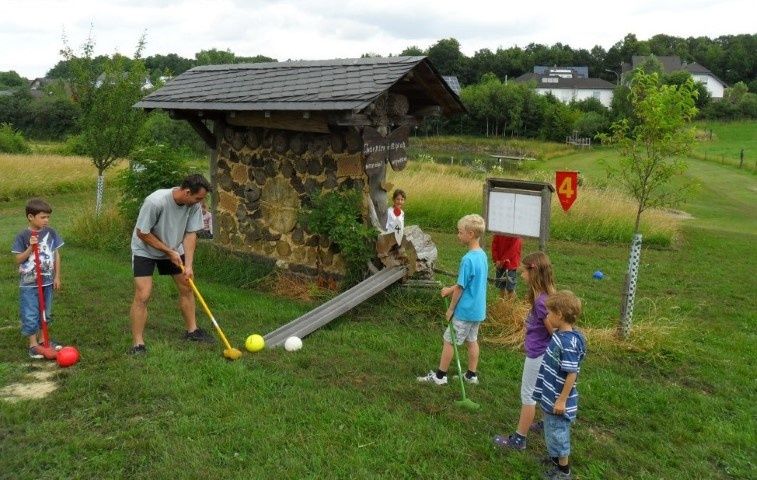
[514,69,615,108]
[624,56,727,99]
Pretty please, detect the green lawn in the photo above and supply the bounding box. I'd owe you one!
[0,133,755,479]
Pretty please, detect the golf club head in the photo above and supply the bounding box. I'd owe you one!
[223,348,243,360]
[455,398,481,411]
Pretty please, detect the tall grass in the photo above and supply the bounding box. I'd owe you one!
[388,161,680,246]
[0,153,122,201]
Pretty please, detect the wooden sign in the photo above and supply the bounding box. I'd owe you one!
[363,125,411,174]
[555,171,578,212]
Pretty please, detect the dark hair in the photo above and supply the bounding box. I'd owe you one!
[392,189,406,200]
[26,198,52,217]
[180,174,212,194]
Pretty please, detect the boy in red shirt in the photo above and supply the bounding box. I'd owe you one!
[491,234,522,299]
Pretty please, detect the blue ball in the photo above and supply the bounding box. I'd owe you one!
[592,270,604,280]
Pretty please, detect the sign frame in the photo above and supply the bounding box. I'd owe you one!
[483,177,554,251]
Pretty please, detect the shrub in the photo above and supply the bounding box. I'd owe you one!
[138,111,208,156]
[65,205,131,253]
[0,123,31,153]
[301,188,376,285]
[118,144,190,223]
[574,111,610,138]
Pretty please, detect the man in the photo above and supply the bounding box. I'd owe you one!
[128,174,214,355]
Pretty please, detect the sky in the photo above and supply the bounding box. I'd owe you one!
[2,0,755,79]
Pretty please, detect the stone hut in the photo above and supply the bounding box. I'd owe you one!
[135,56,464,279]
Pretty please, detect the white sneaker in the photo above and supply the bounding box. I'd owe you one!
[453,373,480,385]
[417,370,448,385]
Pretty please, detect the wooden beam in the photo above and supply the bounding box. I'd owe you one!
[226,111,330,133]
[184,116,217,150]
[329,112,371,127]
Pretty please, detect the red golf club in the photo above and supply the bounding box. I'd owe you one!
[31,232,56,360]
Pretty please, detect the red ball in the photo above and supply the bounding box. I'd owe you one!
[56,346,80,368]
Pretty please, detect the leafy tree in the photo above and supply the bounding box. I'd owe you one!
[62,31,148,213]
[400,46,424,56]
[426,38,465,76]
[664,71,710,109]
[0,70,26,88]
[195,48,236,66]
[598,70,698,338]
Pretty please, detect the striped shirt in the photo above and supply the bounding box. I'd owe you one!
[533,330,587,422]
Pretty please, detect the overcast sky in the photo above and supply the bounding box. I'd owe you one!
[2,0,754,79]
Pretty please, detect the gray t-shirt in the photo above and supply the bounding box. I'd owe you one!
[131,188,204,259]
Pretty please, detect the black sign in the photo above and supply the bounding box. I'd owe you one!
[363,125,411,174]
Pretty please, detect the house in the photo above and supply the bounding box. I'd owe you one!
[622,55,727,99]
[514,67,615,107]
[135,56,463,278]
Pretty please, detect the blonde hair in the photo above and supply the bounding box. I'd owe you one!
[457,214,485,238]
[546,290,582,324]
[521,251,556,306]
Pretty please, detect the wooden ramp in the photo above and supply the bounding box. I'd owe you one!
[264,266,407,348]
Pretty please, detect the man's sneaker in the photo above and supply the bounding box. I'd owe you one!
[28,346,44,359]
[416,370,448,385]
[493,433,527,451]
[128,344,147,355]
[183,328,215,343]
[543,466,572,480]
[452,373,480,385]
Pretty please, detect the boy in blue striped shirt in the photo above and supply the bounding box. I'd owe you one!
[533,290,587,480]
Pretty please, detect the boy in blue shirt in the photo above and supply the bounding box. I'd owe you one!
[11,199,64,359]
[533,290,587,480]
[418,214,488,385]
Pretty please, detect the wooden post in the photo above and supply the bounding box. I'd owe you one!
[739,149,744,169]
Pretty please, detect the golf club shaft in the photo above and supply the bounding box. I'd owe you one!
[31,238,51,348]
[186,277,234,351]
[444,297,468,400]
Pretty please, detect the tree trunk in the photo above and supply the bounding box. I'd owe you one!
[95,174,105,215]
[618,233,643,339]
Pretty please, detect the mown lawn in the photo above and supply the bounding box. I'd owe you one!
[0,137,755,479]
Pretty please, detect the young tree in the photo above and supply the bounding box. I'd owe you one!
[62,31,148,213]
[599,70,698,338]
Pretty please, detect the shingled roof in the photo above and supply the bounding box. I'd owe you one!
[515,73,615,90]
[135,56,464,116]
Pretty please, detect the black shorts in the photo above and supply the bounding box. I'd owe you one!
[132,255,184,277]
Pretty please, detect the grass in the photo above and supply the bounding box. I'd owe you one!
[389,159,680,246]
[692,120,757,172]
[0,153,123,202]
[1,129,756,479]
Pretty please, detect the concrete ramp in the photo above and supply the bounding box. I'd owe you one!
[264,266,407,348]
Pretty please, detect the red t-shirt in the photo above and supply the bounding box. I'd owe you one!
[491,234,522,269]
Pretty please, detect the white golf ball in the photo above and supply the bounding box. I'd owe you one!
[284,336,303,352]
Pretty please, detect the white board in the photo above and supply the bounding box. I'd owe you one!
[487,190,542,238]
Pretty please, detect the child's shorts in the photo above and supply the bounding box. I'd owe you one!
[543,412,572,458]
[521,354,544,405]
[443,318,480,345]
[495,268,517,292]
[19,285,53,337]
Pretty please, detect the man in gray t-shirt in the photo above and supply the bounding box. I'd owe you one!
[128,174,214,355]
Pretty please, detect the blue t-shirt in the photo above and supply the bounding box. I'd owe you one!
[453,248,488,322]
[533,329,587,422]
[11,227,64,288]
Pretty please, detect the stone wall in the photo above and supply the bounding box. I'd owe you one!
[211,122,367,279]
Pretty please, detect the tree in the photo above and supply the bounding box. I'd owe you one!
[400,46,424,56]
[62,31,148,213]
[426,38,465,76]
[0,70,26,88]
[598,70,698,338]
[194,48,236,66]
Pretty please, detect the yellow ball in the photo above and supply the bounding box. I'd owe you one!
[245,334,265,352]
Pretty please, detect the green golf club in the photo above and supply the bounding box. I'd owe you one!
[444,297,481,411]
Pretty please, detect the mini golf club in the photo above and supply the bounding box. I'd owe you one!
[181,266,242,360]
[444,297,480,411]
[31,235,57,360]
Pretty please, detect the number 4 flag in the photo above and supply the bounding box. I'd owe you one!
[556,171,578,212]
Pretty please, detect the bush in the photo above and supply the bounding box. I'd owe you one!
[65,205,131,253]
[574,111,610,138]
[301,189,376,285]
[138,111,208,157]
[55,134,88,156]
[0,123,31,153]
[118,144,191,223]
[27,97,80,140]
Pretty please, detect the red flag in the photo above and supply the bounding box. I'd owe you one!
[555,171,578,212]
